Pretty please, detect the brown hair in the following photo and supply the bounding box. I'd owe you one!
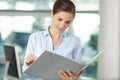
[53,0,76,18]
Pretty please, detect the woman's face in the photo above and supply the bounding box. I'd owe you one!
[51,11,73,34]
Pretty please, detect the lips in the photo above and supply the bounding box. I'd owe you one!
[57,27,64,31]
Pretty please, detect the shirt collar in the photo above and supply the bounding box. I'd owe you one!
[43,27,50,37]
[43,27,67,38]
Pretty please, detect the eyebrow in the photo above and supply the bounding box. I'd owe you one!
[57,17,72,22]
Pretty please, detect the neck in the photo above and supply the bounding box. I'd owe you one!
[49,27,61,39]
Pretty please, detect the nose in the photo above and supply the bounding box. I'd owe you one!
[60,21,66,27]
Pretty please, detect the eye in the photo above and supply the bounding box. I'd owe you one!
[65,21,71,24]
[57,17,62,21]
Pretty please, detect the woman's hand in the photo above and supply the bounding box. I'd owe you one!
[25,54,37,66]
[58,69,84,80]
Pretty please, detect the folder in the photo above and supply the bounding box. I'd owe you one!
[24,42,113,80]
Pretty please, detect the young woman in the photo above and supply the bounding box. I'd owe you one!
[23,0,83,80]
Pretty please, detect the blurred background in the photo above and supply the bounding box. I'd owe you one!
[0,0,119,80]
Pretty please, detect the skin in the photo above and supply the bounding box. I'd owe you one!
[25,11,84,80]
[25,54,36,66]
[58,69,84,80]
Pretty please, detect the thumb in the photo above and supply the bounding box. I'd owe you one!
[76,70,84,77]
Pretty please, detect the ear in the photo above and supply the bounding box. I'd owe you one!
[50,11,54,17]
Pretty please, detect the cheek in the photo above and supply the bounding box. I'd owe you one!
[65,24,71,28]
[62,25,70,30]
[52,18,59,25]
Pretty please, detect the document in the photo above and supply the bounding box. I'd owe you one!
[24,42,113,80]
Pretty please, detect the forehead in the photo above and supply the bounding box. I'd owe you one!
[53,11,73,21]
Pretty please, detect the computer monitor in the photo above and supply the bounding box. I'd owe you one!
[2,45,22,79]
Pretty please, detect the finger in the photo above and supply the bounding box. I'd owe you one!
[27,54,36,61]
[25,54,36,65]
[26,61,32,66]
[67,69,79,80]
[26,58,34,65]
[28,54,36,60]
[76,70,84,77]
[58,70,68,79]
[70,70,84,80]
[27,58,34,63]
[26,56,33,63]
[28,56,35,62]
[58,70,65,79]
[67,69,73,77]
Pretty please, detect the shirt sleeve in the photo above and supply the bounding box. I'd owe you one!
[73,38,82,63]
[22,34,35,72]
[73,38,83,80]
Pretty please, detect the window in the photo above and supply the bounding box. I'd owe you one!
[73,13,100,79]
[0,0,99,79]
[0,0,99,11]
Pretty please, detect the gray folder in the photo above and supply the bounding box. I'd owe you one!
[24,50,85,80]
[24,42,113,80]
[25,42,113,80]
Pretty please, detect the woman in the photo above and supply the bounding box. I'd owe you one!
[23,0,83,80]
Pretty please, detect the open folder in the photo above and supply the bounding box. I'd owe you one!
[24,42,113,80]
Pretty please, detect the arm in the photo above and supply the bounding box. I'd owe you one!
[22,34,36,72]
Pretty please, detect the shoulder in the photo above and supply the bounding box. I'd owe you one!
[66,32,80,40]
[65,32,81,45]
[29,31,46,38]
